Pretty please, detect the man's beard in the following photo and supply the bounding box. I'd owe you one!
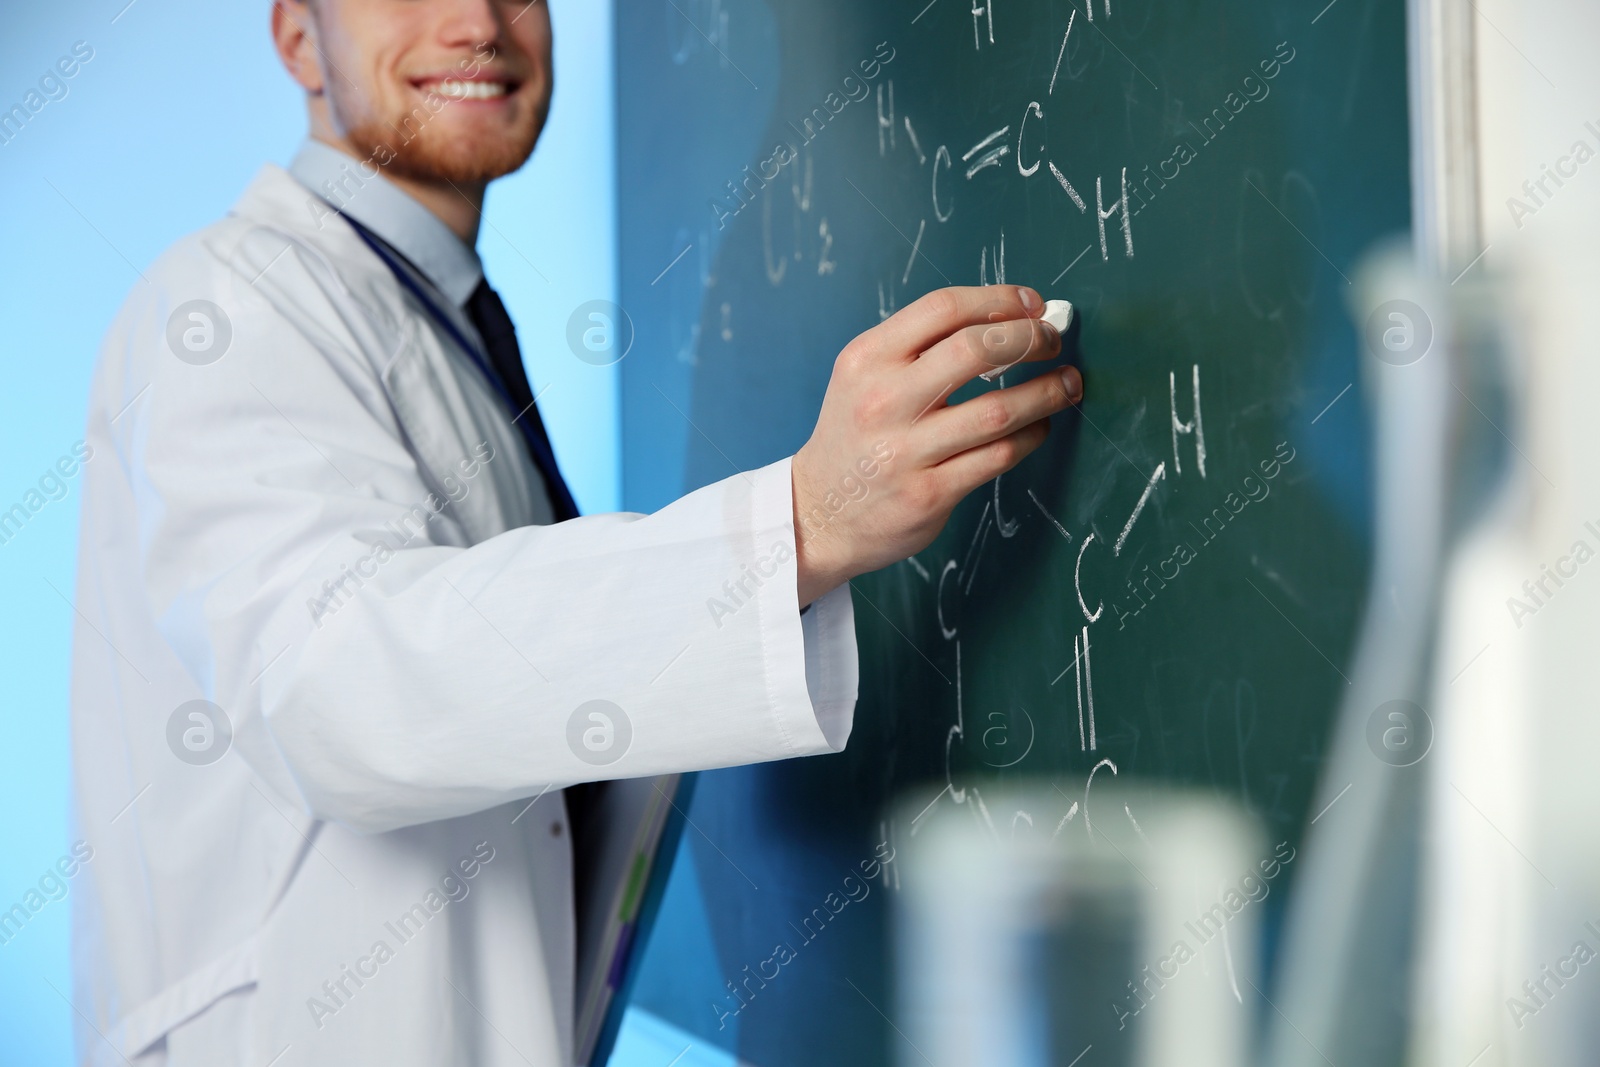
[339,93,544,186]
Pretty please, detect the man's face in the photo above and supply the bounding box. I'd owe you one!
[301,0,552,184]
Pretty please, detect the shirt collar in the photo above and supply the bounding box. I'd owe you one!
[288,139,484,308]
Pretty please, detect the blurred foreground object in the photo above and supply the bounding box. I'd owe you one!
[894,784,1262,1067]
[1277,0,1600,1063]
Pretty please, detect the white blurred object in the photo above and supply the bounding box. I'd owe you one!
[1422,0,1600,1062]
[1264,241,1458,1067]
[895,784,1262,1067]
[1274,0,1600,1063]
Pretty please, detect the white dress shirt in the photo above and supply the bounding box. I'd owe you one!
[69,139,858,1067]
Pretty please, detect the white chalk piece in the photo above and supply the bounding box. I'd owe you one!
[1042,298,1075,334]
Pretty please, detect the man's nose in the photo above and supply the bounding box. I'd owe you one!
[436,0,504,48]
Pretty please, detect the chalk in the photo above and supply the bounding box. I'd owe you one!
[1042,298,1075,334]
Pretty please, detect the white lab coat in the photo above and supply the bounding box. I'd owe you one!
[69,163,858,1067]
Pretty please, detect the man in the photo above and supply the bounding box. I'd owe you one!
[69,1,1082,1063]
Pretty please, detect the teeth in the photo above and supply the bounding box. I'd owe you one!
[431,80,507,100]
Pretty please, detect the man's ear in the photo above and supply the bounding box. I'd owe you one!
[272,0,326,94]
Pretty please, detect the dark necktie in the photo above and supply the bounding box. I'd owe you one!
[464,281,581,522]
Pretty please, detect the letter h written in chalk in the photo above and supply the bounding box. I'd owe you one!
[1097,167,1135,261]
[1170,364,1206,478]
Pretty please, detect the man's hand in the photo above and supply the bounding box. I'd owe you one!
[792,285,1083,606]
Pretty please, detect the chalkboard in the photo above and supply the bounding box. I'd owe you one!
[614,0,1409,1062]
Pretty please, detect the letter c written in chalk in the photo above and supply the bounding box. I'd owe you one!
[1076,531,1103,623]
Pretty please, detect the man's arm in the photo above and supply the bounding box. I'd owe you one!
[116,231,1073,834]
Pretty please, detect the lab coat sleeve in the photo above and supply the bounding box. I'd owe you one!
[118,228,858,833]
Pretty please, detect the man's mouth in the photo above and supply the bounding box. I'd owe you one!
[412,76,520,101]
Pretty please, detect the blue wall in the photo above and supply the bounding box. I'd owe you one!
[0,2,617,1060]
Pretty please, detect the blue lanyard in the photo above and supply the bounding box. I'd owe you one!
[328,204,579,520]
[344,221,523,421]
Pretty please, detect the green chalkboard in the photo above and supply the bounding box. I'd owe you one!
[616,0,1408,1062]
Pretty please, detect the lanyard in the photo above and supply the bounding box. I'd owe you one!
[343,220,522,421]
[341,216,581,519]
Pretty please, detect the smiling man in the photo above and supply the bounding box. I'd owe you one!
[69,2,1081,1064]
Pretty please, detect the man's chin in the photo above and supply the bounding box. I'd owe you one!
[349,123,539,186]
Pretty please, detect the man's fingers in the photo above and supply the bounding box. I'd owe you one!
[911,314,1061,390]
[933,417,1054,496]
[850,285,1043,365]
[912,366,1082,464]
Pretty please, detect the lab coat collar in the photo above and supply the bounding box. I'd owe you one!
[224,160,557,538]
[287,139,484,308]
